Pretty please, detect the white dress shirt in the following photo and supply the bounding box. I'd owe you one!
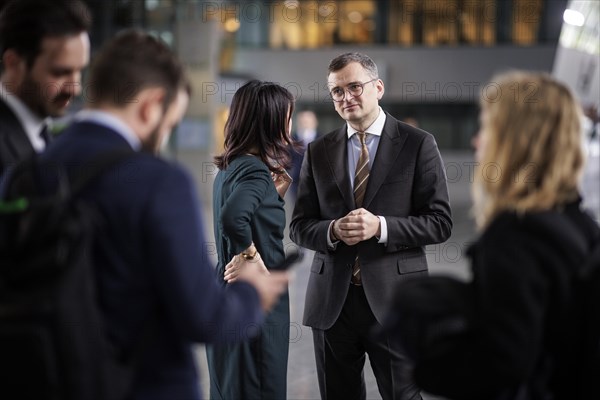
[75,109,141,151]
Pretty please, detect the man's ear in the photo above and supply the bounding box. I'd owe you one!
[138,87,165,128]
[2,49,26,78]
[376,79,385,100]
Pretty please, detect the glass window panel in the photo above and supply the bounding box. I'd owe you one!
[513,0,543,45]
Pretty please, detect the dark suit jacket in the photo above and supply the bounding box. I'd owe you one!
[290,113,452,329]
[38,121,264,400]
[0,98,35,177]
[213,155,286,272]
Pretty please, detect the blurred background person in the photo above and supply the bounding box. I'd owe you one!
[290,109,320,199]
[208,80,295,400]
[386,72,599,400]
[401,116,419,129]
[0,0,90,176]
[33,31,288,400]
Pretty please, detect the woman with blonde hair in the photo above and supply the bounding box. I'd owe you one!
[383,72,599,400]
[472,71,585,228]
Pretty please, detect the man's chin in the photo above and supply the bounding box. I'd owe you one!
[342,107,361,116]
[343,110,362,121]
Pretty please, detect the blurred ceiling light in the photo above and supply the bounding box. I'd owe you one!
[563,9,585,27]
[348,11,364,23]
[284,0,300,9]
[319,5,335,16]
[145,0,159,11]
[224,18,240,33]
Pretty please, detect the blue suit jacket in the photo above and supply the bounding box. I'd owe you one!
[40,121,263,399]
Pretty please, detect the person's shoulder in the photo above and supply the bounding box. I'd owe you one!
[482,204,592,251]
[224,155,271,180]
[122,152,195,187]
[0,99,22,133]
[229,154,268,170]
[482,211,522,238]
[483,209,566,238]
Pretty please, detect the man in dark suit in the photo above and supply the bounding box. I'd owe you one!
[0,0,90,176]
[37,31,288,400]
[290,52,452,400]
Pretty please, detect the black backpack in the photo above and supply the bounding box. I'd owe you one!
[0,151,137,400]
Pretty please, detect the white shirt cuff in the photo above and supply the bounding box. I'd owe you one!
[377,216,388,245]
[327,220,339,249]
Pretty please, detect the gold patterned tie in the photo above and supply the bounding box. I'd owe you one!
[352,132,369,285]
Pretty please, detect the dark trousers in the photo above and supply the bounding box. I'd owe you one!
[312,285,422,400]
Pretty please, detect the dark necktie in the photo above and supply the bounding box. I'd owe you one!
[352,132,370,285]
[39,125,51,146]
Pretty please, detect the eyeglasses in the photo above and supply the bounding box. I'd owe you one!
[329,78,378,102]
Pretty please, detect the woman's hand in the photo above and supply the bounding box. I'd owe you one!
[224,252,269,283]
[271,169,292,198]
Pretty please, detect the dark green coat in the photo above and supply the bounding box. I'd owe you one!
[207,155,290,399]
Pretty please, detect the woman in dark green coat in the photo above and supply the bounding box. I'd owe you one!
[207,80,296,399]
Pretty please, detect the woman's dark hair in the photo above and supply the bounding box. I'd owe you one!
[215,80,295,172]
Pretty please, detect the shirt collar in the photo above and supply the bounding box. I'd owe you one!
[75,109,141,151]
[346,106,386,139]
[1,82,49,151]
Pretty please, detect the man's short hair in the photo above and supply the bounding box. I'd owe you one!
[328,52,379,79]
[0,0,91,69]
[87,30,188,110]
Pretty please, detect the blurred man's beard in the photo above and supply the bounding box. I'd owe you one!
[19,73,70,118]
[18,76,46,118]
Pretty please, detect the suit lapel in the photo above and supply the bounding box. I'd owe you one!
[0,99,34,161]
[362,114,407,209]
[324,126,355,210]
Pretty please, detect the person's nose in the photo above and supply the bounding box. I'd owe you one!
[343,89,358,102]
[63,71,82,97]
